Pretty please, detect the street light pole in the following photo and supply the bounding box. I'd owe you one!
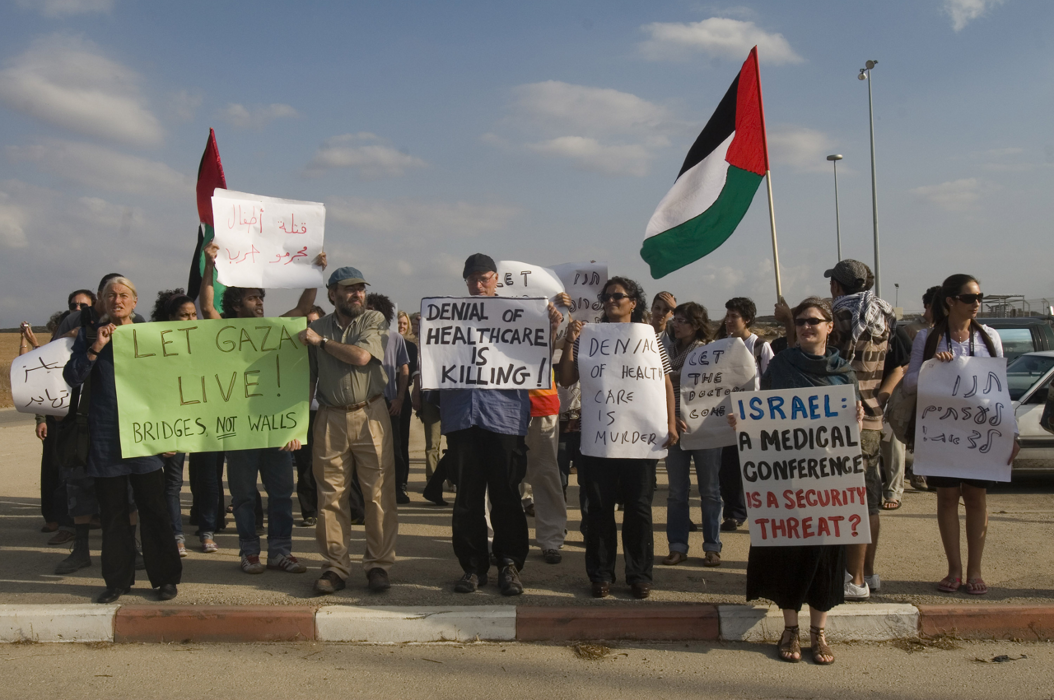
[827,154,843,262]
[894,282,899,308]
[859,60,881,298]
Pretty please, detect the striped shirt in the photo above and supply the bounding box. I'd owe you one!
[833,307,890,431]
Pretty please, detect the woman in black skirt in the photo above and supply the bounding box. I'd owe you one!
[732,298,862,664]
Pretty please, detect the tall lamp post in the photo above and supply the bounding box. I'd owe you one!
[894,282,899,308]
[858,60,881,298]
[826,154,843,262]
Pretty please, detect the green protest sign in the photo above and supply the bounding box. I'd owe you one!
[113,317,309,458]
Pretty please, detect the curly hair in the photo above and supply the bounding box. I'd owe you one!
[724,297,757,326]
[151,288,195,322]
[601,276,647,324]
[221,287,265,319]
[366,293,396,325]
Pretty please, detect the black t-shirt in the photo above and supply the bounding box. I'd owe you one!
[882,323,912,377]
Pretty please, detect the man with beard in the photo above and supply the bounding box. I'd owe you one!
[299,266,397,594]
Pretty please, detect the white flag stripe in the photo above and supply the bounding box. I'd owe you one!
[644,132,734,240]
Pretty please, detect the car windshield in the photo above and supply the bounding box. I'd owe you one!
[993,328,1035,361]
[1006,354,1054,401]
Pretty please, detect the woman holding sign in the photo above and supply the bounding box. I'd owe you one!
[903,274,1017,597]
[734,298,862,664]
[63,277,182,604]
[661,302,724,568]
[559,277,678,600]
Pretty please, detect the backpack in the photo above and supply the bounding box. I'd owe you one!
[886,321,997,449]
[54,311,97,469]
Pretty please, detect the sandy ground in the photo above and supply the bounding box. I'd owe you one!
[1,408,1053,607]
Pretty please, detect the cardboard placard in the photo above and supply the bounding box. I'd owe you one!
[678,337,757,450]
[734,384,871,546]
[10,337,75,416]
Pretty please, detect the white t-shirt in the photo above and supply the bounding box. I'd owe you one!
[741,333,774,390]
[903,325,1003,393]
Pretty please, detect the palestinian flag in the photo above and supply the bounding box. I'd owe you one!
[187,128,227,306]
[641,47,768,279]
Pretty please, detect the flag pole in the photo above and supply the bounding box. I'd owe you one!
[752,47,783,299]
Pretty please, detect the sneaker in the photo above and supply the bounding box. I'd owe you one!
[47,529,76,546]
[177,542,188,558]
[267,553,307,573]
[314,571,345,595]
[864,574,881,592]
[202,539,219,554]
[844,579,870,601]
[498,564,523,597]
[542,549,562,565]
[454,572,485,593]
[240,554,265,574]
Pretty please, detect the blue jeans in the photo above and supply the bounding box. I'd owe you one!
[162,453,185,543]
[665,444,722,554]
[226,448,294,558]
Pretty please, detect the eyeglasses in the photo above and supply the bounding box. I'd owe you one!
[601,292,629,302]
[669,316,690,325]
[465,273,495,287]
[794,317,827,327]
[954,293,984,305]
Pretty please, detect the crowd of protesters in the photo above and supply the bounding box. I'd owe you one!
[17,251,1019,665]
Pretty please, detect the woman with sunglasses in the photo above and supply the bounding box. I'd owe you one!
[559,277,677,599]
[733,298,862,664]
[902,274,1017,596]
[661,302,725,568]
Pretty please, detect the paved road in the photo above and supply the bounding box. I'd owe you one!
[0,408,35,427]
[2,413,1053,607]
[1,640,1051,700]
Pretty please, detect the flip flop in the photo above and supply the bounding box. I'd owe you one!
[882,500,901,510]
[937,576,961,593]
[965,578,988,595]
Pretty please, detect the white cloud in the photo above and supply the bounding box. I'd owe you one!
[0,34,163,146]
[912,178,994,210]
[8,140,191,196]
[218,102,298,129]
[328,197,518,240]
[767,126,836,173]
[305,133,427,179]
[167,90,203,123]
[0,190,28,248]
[15,0,114,17]
[511,81,676,137]
[528,137,651,177]
[944,0,1008,32]
[638,18,804,65]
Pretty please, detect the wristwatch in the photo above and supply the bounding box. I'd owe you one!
[320,338,328,352]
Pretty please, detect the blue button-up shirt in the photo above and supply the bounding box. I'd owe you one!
[439,388,530,437]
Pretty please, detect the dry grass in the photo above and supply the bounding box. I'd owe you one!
[0,332,23,408]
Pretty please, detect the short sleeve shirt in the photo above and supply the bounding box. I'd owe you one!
[309,310,389,407]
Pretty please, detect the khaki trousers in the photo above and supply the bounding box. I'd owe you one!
[524,414,566,551]
[313,400,398,579]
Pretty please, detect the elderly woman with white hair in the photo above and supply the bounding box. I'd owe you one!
[63,277,182,604]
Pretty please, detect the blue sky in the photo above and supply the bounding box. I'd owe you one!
[1,0,1051,327]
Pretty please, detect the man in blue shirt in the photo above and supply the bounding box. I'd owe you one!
[442,253,560,596]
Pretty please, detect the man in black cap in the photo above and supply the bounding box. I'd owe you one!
[825,259,895,601]
[439,253,561,596]
[299,266,398,594]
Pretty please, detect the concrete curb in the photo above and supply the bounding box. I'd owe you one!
[316,606,515,643]
[2,603,1053,644]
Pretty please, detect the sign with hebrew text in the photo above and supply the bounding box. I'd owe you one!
[112,318,309,457]
[914,357,1014,482]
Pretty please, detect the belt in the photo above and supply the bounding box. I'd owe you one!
[326,394,384,412]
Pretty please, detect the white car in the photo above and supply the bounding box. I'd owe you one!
[1008,351,1054,472]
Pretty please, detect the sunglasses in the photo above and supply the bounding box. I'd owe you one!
[68,302,91,311]
[954,293,984,304]
[601,292,629,302]
[794,317,827,327]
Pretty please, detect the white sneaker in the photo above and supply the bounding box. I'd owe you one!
[845,579,870,600]
[267,553,307,573]
[864,574,881,592]
[240,554,265,574]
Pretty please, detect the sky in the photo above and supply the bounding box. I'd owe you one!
[1,0,1052,327]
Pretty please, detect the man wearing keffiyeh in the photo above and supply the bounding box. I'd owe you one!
[826,259,895,603]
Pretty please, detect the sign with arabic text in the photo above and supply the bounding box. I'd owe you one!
[11,338,75,417]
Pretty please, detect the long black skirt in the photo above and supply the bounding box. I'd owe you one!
[746,544,845,612]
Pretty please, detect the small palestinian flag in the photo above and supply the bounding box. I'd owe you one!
[187,128,227,307]
[641,47,768,279]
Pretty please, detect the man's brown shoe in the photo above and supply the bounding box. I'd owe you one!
[662,551,688,566]
[630,582,651,599]
[314,571,346,595]
[591,581,610,598]
[367,567,390,592]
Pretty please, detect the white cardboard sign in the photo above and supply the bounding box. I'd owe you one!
[210,189,325,289]
[550,262,607,323]
[734,384,871,547]
[418,296,551,390]
[679,337,757,450]
[11,337,76,416]
[913,356,1014,482]
[579,323,669,460]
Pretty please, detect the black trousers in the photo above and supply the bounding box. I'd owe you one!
[579,454,656,585]
[387,398,412,494]
[95,470,182,590]
[188,451,225,534]
[40,417,71,526]
[719,445,747,523]
[448,427,528,574]
[294,410,318,519]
